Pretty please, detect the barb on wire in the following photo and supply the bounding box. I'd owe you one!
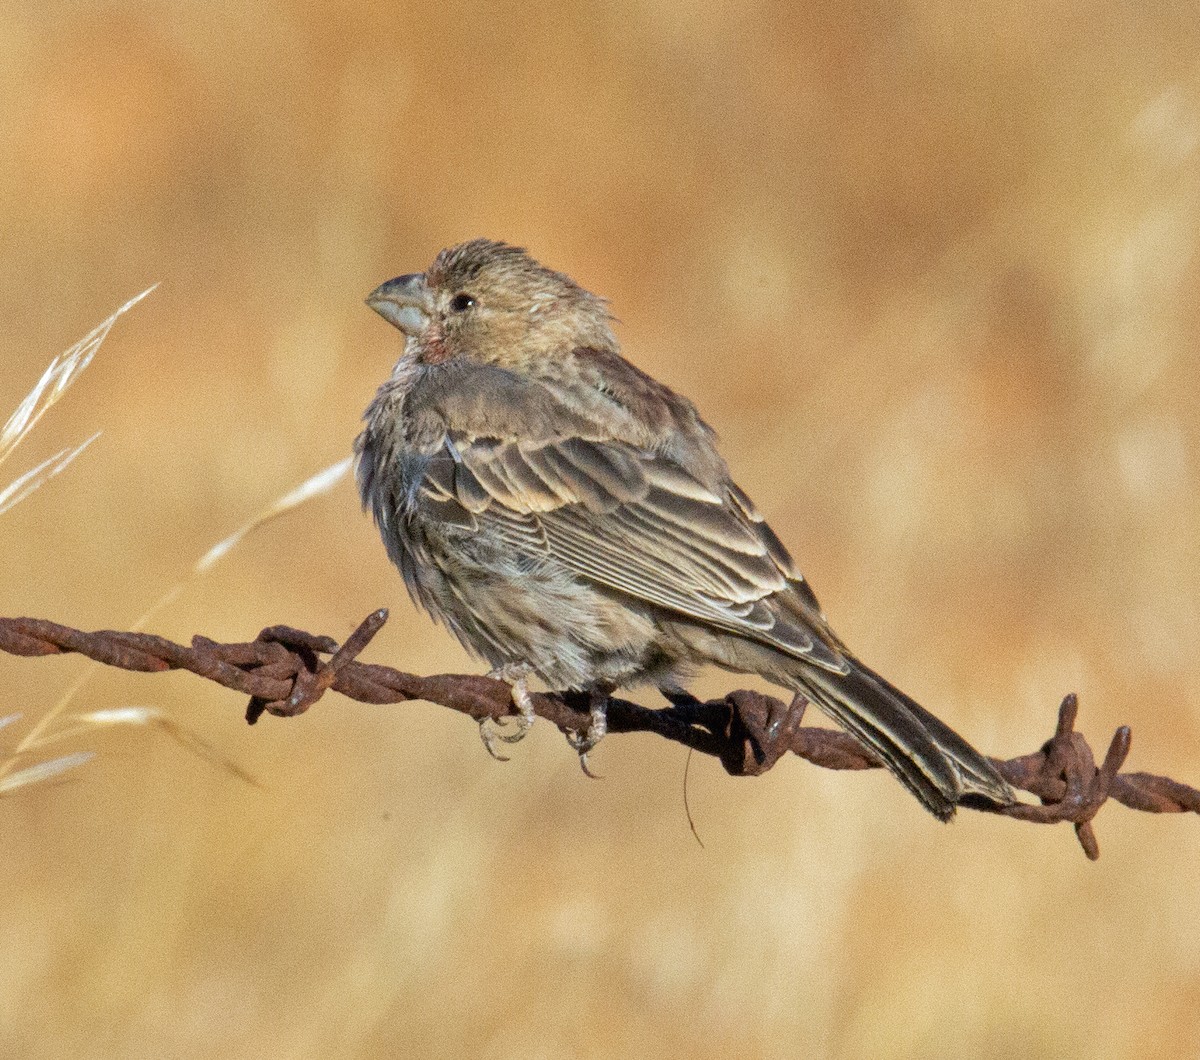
[2,610,1197,859]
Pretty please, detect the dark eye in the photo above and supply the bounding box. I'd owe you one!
[449,293,476,312]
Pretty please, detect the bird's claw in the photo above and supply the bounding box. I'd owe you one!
[576,749,602,779]
[479,665,536,760]
[566,691,609,778]
[478,717,513,761]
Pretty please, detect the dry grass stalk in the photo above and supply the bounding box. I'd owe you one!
[2,301,350,793]
[1,288,156,791]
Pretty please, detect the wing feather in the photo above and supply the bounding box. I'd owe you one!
[412,430,844,670]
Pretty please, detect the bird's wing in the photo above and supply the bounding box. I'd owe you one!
[416,431,848,673]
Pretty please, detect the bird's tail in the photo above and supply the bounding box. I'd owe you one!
[785,655,1014,820]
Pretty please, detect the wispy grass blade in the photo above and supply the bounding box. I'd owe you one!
[0,751,95,795]
[0,284,156,470]
[80,708,260,786]
[0,432,100,516]
[0,303,344,794]
[20,707,260,788]
[2,450,348,792]
[196,456,352,572]
[0,288,156,793]
[0,441,347,795]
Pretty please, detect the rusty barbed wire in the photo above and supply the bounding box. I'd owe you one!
[3,609,1197,858]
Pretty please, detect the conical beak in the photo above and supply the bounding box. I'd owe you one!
[366,273,434,337]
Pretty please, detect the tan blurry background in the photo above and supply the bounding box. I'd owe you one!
[3,1,1199,1056]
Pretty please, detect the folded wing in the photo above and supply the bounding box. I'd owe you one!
[416,431,849,675]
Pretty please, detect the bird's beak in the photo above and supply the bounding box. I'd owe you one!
[366,273,434,337]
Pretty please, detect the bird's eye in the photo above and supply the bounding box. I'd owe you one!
[449,293,476,312]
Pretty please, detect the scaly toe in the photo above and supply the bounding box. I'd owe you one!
[478,717,512,761]
[566,725,605,778]
[485,666,537,747]
[494,711,535,744]
[564,689,610,778]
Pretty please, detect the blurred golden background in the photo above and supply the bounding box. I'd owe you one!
[3,1,1199,1056]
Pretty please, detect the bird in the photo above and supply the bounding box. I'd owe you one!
[355,239,1014,820]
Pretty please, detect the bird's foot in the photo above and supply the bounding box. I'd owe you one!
[566,688,609,779]
[479,663,536,761]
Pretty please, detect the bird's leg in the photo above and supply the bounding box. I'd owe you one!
[479,663,537,761]
[566,685,611,779]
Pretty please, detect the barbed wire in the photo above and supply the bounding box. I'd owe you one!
[3,609,1196,858]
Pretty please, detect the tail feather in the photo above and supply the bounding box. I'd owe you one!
[787,655,1014,820]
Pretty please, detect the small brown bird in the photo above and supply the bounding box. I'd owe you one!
[356,239,1014,819]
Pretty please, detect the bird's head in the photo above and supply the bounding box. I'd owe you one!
[366,239,616,369]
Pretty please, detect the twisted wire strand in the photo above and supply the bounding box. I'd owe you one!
[3,609,1196,859]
